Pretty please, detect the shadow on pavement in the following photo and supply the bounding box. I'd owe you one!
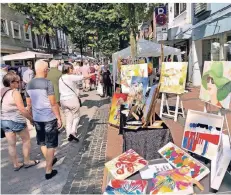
[82,98,110,108]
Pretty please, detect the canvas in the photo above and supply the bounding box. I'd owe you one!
[158,142,210,181]
[121,64,148,94]
[127,76,149,108]
[199,61,231,109]
[105,149,148,180]
[150,168,194,195]
[142,84,160,126]
[160,62,188,94]
[140,163,173,179]
[108,93,128,126]
[182,110,224,160]
[104,179,148,194]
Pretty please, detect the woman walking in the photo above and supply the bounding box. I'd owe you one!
[1,73,39,171]
[59,63,95,142]
[101,64,112,97]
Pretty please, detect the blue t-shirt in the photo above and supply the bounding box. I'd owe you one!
[26,78,56,122]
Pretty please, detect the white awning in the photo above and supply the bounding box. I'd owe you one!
[2,51,53,61]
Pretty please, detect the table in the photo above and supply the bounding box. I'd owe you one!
[120,105,173,160]
[128,158,231,194]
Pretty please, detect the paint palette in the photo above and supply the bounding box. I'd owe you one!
[158,142,210,181]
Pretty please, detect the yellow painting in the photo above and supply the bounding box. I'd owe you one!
[121,64,148,94]
[160,62,188,94]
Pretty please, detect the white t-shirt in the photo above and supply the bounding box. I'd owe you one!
[59,74,83,101]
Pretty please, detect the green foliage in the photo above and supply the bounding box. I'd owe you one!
[9,3,160,56]
[217,81,231,101]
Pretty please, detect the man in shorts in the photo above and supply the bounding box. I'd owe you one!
[26,59,62,180]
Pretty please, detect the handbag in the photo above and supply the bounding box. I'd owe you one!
[1,88,12,138]
[61,77,82,107]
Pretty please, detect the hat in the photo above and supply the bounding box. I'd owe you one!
[201,61,231,101]
[0,64,9,69]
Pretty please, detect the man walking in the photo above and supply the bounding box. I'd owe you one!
[47,60,62,104]
[26,60,62,180]
[79,60,90,91]
[23,62,34,84]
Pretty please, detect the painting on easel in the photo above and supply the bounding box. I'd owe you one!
[142,84,160,127]
[160,62,188,94]
[182,110,224,160]
[127,76,149,108]
[108,93,128,126]
[200,61,231,109]
[121,64,148,94]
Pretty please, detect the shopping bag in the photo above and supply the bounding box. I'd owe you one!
[97,83,103,96]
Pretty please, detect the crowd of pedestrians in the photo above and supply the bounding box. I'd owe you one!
[0,58,112,180]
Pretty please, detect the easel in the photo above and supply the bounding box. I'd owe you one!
[160,93,185,122]
[203,102,231,147]
[203,102,231,192]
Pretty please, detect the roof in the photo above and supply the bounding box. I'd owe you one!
[2,51,53,61]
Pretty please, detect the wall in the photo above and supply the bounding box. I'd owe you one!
[1,4,33,53]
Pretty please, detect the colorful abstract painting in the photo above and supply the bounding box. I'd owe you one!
[104,179,148,195]
[182,110,224,160]
[108,93,128,126]
[158,142,210,181]
[105,149,148,180]
[150,168,194,195]
[127,76,149,108]
[160,62,188,94]
[199,61,231,109]
[121,64,148,94]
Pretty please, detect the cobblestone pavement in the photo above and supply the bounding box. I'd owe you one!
[61,101,110,194]
[1,90,110,194]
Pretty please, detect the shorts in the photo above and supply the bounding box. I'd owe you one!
[1,120,27,133]
[34,119,58,148]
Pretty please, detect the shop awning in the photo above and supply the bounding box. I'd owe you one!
[2,51,53,61]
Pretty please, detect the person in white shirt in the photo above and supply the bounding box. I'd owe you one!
[59,63,95,142]
[23,63,34,84]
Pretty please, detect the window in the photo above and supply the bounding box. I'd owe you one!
[11,21,21,39]
[174,3,187,18]
[41,35,47,48]
[50,37,56,49]
[24,25,31,41]
[1,19,9,36]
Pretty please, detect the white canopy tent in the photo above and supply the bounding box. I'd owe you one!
[2,51,53,61]
[112,39,182,88]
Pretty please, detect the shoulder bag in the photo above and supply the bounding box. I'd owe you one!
[61,77,82,107]
[1,88,12,138]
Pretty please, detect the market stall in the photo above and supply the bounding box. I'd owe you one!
[112,39,182,89]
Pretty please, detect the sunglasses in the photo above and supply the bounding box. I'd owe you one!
[12,80,20,84]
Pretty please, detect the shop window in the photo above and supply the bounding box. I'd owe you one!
[24,25,32,41]
[1,19,9,36]
[11,21,21,39]
[174,3,187,18]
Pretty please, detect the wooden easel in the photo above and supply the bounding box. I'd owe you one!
[203,102,231,147]
[160,93,185,122]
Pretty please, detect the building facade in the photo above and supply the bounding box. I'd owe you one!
[165,3,231,86]
[1,4,69,65]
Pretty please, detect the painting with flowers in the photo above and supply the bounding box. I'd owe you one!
[104,179,148,195]
[105,149,148,180]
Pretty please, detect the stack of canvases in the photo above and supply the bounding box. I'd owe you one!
[103,147,209,194]
[108,63,149,127]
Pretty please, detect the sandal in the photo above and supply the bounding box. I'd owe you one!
[24,160,40,169]
[14,163,24,171]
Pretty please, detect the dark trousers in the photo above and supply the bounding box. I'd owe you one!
[103,82,111,97]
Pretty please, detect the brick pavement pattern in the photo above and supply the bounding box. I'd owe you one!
[1,91,110,194]
[61,101,110,194]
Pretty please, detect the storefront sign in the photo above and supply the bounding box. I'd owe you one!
[156,25,168,41]
[155,6,167,16]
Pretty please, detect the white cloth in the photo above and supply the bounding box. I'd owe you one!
[97,83,103,96]
[59,74,83,101]
[23,68,34,84]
